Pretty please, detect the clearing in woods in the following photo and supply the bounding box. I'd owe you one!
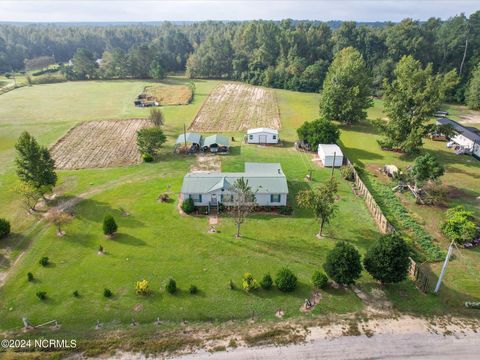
[50,119,151,169]
[142,85,193,105]
[188,82,281,132]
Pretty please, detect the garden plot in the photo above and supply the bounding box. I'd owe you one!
[189,82,280,132]
[50,119,151,169]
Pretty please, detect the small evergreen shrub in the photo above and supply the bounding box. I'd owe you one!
[278,206,293,215]
[311,270,328,289]
[103,215,118,236]
[189,284,198,294]
[260,273,273,289]
[340,165,355,181]
[0,218,11,238]
[181,198,196,214]
[103,288,113,298]
[27,272,34,282]
[324,242,362,285]
[39,257,49,267]
[166,278,177,294]
[242,272,259,292]
[275,268,297,292]
[73,290,80,298]
[36,291,47,300]
[142,153,154,162]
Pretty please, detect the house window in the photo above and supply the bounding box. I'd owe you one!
[273,135,277,140]
[189,194,202,202]
[270,194,281,203]
[249,135,253,140]
[221,194,234,202]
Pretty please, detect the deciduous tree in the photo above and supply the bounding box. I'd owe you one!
[297,118,340,148]
[229,177,256,238]
[136,127,167,157]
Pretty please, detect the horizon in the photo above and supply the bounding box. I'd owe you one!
[0,1,479,23]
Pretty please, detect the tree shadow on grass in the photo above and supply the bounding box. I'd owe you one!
[73,198,145,228]
[114,233,147,247]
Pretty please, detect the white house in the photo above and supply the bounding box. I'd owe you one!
[247,128,279,144]
[437,118,480,160]
[181,163,288,212]
[318,144,344,167]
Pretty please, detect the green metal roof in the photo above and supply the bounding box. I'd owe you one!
[181,163,288,194]
[175,132,203,145]
[203,134,230,147]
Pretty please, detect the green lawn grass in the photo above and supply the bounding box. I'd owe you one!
[0,80,479,338]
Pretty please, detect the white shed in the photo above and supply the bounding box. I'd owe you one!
[247,128,279,144]
[318,144,344,167]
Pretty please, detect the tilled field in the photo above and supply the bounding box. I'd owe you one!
[50,119,151,169]
[189,82,280,132]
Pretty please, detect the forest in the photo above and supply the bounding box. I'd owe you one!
[1,12,480,102]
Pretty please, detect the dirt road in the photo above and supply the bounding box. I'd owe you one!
[175,332,480,360]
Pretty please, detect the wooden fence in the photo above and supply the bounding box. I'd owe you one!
[346,159,395,234]
[408,257,430,293]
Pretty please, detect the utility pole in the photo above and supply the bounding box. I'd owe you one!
[434,240,455,294]
[331,152,336,178]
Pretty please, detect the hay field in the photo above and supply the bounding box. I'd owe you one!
[50,119,151,169]
[142,85,193,105]
[189,82,280,132]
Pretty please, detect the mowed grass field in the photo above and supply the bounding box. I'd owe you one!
[0,78,379,334]
[0,78,479,338]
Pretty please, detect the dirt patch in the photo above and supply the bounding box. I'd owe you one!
[190,154,221,173]
[458,114,480,124]
[50,119,151,169]
[142,85,193,105]
[188,82,280,132]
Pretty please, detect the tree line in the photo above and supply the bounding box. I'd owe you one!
[1,14,480,101]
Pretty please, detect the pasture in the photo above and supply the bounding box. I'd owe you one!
[50,119,151,169]
[188,82,280,132]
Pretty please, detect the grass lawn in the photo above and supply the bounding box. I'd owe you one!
[0,79,380,335]
[338,99,480,312]
[0,79,478,338]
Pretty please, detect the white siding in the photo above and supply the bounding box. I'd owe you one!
[247,132,279,144]
[452,134,475,149]
[318,144,344,167]
[182,191,287,206]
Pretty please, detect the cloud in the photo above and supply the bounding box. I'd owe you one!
[0,1,478,22]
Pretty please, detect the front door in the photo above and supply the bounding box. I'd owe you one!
[259,135,267,143]
[211,194,218,205]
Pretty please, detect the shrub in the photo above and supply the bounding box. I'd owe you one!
[36,291,47,300]
[73,290,80,297]
[181,198,196,214]
[0,218,11,239]
[166,278,177,294]
[136,127,166,157]
[297,118,340,149]
[27,272,34,282]
[242,272,259,292]
[142,153,154,162]
[311,270,328,289]
[103,215,118,236]
[103,288,113,298]
[442,206,479,244]
[278,206,293,215]
[189,284,198,294]
[340,165,355,181]
[229,279,235,290]
[275,268,297,292]
[135,279,150,295]
[363,234,410,284]
[39,257,49,267]
[260,273,273,290]
[98,245,104,253]
[324,242,362,285]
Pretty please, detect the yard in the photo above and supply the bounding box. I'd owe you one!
[0,78,479,340]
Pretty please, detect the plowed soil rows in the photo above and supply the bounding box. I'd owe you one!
[50,119,151,169]
[188,82,280,132]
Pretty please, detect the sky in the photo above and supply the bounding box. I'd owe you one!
[0,1,478,23]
